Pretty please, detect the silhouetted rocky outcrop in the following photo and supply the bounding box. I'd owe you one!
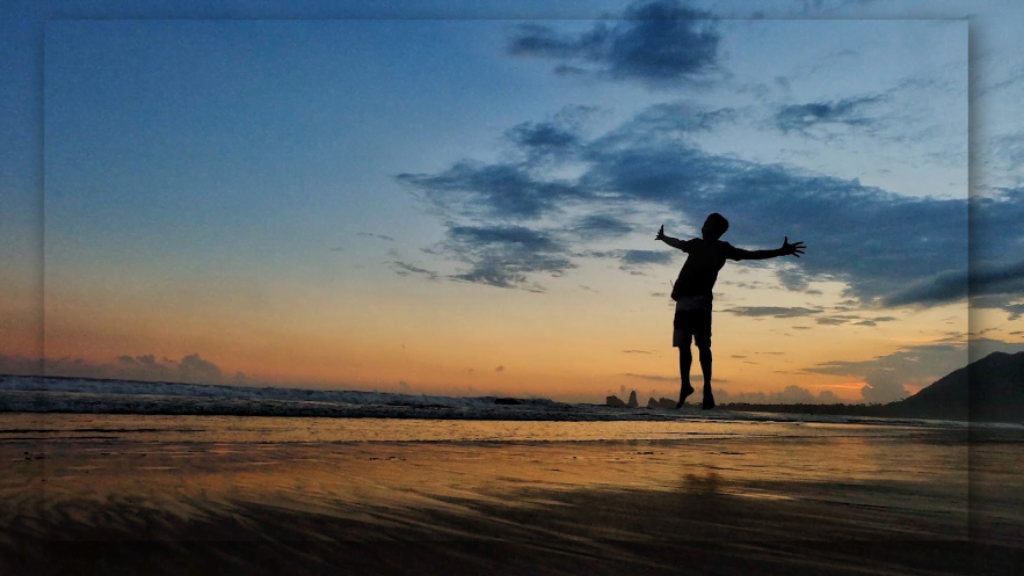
[606,395,626,408]
[626,391,639,408]
[647,397,677,409]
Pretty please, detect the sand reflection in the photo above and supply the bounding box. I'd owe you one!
[2,414,1014,575]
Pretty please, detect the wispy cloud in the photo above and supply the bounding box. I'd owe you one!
[438,225,576,291]
[357,232,395,242]
[723,306,823,318]
[774,95,885,134]
[883,259,1024,308]
[816,315,863,326]
[391,261,440,281]
[397,161,584,222]
[620,249,674,269]
[621,372,676,382]
[571,214,635,240]
[603,101,739,139]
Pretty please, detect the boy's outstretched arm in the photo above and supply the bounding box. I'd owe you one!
[733,237,805,260]
[655,225,688,250]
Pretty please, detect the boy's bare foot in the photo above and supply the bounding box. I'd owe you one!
[675,384,695,409]
[702,390,715,410]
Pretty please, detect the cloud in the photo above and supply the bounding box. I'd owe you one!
[580,142,969,304]
[504,105,597,162]
[775,267,817,292]
[357,232,395,242]
[572,214,634,240]
[714,385,842,405]
[1003,304,1024,321]
[391,261,440,281]
[802,342,993,403]
[2,353,226,385]
[117,354,170,378]
[972,189,1024,261]
[604,101,738,139]
[860,370,909,404]
[178,353,222,383]
[774,95,885,134]
[439,225,576,290]
[394,92,1000,303]
[883,259,1024,308]
[397,161,584,222]
[578,247,676,274]
[0,355,42,375]
[620,249,674,267]
[817,390,841,403]
[815,315,862,325]
[507,0,723,87]
[723,306,822,318]
[506,120,580,152]
[622,372,676,382]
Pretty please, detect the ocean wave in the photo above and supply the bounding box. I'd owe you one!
[0,375,997,429]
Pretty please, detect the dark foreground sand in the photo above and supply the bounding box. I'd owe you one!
[1,414,1021,575]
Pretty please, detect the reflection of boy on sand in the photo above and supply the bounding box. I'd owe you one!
[656,213,805,410]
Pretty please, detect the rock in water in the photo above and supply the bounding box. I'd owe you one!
[626,390,639,408]
[646,397,677,409]
[606,395,626,408]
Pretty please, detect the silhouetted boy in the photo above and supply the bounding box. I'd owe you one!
[656,213,804,409]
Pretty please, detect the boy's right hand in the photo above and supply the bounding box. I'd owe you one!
[655,225,665,240]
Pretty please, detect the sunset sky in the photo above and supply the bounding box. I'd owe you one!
[3,1,1023,404]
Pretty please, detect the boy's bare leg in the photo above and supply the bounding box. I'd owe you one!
[676,345,696,408]
[697,343,715,409]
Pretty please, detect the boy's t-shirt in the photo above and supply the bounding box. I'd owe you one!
[670,238,744,302]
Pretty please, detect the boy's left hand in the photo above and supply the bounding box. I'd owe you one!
[782,237,805,257]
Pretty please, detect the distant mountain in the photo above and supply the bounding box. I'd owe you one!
[884,351,1024,422]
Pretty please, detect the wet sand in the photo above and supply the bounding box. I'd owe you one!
[1,414,1021,575]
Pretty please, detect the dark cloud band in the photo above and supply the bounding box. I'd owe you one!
[507,0,722,87]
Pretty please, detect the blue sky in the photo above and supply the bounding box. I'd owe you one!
[2,0,1023,404]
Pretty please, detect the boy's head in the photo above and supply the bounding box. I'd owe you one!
[701,213,729,240]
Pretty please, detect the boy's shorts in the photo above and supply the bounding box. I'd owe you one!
[672,296,712,348]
